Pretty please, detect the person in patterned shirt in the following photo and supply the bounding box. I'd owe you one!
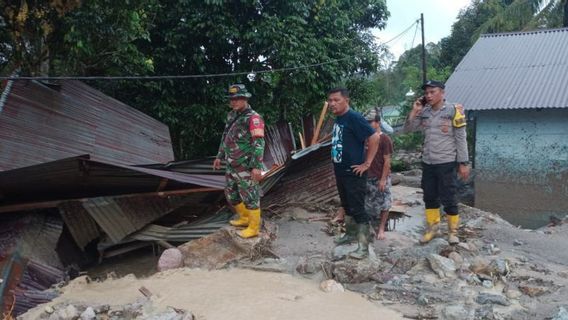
[213,84,265,238]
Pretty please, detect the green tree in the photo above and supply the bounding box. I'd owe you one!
[111,0,390,159]
[1,0,390,160]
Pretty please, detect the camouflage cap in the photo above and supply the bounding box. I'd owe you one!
[227,84,252,99]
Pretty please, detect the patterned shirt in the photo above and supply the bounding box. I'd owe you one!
[216,105,265,170]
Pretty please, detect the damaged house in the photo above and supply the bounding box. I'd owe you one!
[0,78,334,315]
[0,79,227,314]
[445,28,568,228]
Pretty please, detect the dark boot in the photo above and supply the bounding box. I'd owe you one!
[349,223,370,259]
[334,216,357,245]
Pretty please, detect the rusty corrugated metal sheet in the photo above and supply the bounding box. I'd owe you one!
[264,121,295,168]
[0,80,174,172]
[264,143,337,206]
[129,209,231,242]
[80,194,195,243]
[58,202,100,250]
[446,28,568,111]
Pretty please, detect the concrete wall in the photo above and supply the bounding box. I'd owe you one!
[474,109,568,228]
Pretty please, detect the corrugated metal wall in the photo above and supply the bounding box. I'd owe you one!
[0,80,174,171]
[474,109,568,228]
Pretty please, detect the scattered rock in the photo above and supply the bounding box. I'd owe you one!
[59,304,79,320]
[505,289,522,300]
[320,279,344,293]
[344,282,376,295]
[448,252,464,268]
[370,272,396,284]
[475,293,511,306]
[44,306,55,314]
[552,307,568,320]
[489,245,501,255]
[457,242,471,251]
[457,269,479,284]
[489,258,509,276]
[518,284,549,297]
[427,254,456,278]
[477,273,492,282]
[470,256,490,273]
[558,271,568,279]
[45,300,194,320]
[417,294,429,305]
[93,305,111,314]
[80,307,96,320]
[513,239,524,246]
[332,258,381,283]
[442,305,474,320]
[482,280,493,288]
[475,305,496,320]
[158,248,184,272]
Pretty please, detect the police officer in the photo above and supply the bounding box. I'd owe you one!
[213,84,265,238]
[404,80,470,245]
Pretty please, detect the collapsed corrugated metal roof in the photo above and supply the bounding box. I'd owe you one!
[0,214,66,316]
[0,80,174,172]
[264,142,337,207]
[0,155,223,212]
[445,28,568,111]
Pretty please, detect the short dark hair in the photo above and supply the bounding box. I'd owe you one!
[327,87,349,98]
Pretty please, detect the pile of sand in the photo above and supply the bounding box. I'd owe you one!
[23,268,402,320]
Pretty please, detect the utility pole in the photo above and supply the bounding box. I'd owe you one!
[420,13,427,84]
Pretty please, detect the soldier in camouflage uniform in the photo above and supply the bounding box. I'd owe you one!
[213,84,265,238]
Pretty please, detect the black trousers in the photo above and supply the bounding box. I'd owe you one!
[421,162,459,215]
[335,170,369,224]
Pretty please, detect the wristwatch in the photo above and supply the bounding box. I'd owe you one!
[458,161,469,166]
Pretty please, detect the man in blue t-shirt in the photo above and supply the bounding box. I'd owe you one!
[328,87,380,259]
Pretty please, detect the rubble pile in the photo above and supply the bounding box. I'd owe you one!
[35,298,194,320]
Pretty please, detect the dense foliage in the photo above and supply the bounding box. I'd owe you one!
[1,0,389,159]
[1,0,567,157]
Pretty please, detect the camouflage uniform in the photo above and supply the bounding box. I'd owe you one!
[216,105,265,209]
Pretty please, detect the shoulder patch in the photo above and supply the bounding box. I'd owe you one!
[452,104,466,128]
[249,114,265,138]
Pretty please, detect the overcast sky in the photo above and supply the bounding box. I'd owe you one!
[374,0,472,59]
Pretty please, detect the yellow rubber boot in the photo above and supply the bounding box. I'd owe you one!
[447,214,460,245]
[238,208,260,238]
[229,202,249,227]
[420,208,441,244]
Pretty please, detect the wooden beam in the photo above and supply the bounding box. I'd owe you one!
[298,132,306,149]
[311,101,328,146]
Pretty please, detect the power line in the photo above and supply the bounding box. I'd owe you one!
[0,20,421,81]
[410,20,420,49]
[380,19,420,45]
[0,57,352,81]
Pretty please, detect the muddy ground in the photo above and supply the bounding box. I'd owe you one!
[21,185,568,320]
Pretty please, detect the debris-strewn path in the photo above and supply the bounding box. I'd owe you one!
[20,185,568,320]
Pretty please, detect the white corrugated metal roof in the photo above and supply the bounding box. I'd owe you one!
[445,28,568,111]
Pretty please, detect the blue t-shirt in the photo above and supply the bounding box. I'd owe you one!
[331,108,375,173]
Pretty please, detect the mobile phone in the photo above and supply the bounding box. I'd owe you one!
[419,96,427,105]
